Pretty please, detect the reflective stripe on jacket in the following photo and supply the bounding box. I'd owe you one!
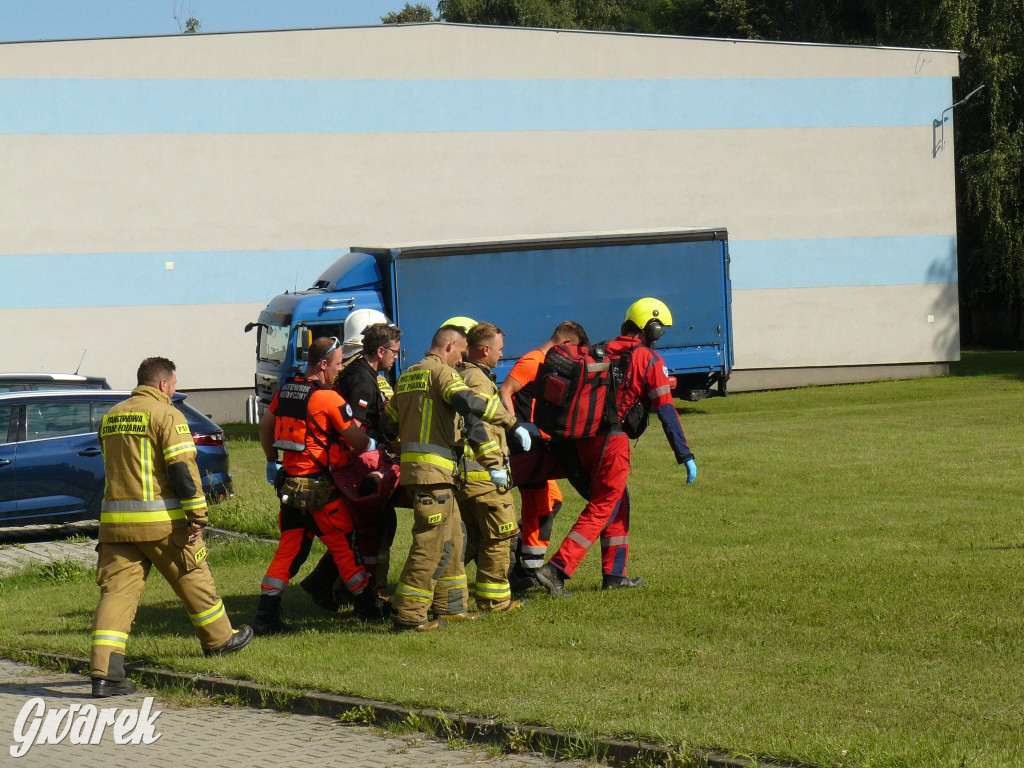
[383,353,515,486]
[98,385,206,542]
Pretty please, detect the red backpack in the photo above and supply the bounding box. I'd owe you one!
[533,344,620,439]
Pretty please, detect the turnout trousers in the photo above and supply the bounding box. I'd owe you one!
[549,432,632,578]
[516,480,563,571]
[91,532,234,680]
[458,487,517,611]
[392,483,468,625]
[260,497,370,599]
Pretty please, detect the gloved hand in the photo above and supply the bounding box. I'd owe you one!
[513,425,532,453]
[266,460,282,485]
[489,468,509,488]
[685,458,698,485]
[364,437,377,453]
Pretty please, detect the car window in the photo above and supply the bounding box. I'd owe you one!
[0,384,28,393]
[0,405,14,443]
[24,401,93,440]
[92,400,115,428]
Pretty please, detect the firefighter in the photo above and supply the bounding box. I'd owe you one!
[533,298,698,596]
[499,321,588,589]
[456,322,526,612]
[301,322,402,609]
[381,324,532,631]
[254,336,380,635]
[90,357,252,697]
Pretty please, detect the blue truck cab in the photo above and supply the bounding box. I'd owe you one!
[248,229,733,411]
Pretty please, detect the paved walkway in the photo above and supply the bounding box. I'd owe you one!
[0,523,98,576]
[0,659,585,768]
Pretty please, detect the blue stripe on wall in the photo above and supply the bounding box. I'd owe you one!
[0,236,956,309]
[0,77,951,134]
[729,235,957,290]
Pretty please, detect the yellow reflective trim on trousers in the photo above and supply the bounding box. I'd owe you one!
[100,508,188,524]
[437,575,467,589]
[401,451,455,471]
[190,600,225,627]
[395,582,433,603]
[91,629,128,649]
[466,470,491,483]
[163,442,197,460]
[141,437,154,501]
[475,582,511,598]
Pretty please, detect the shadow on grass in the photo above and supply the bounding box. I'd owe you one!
[949,349,1024,380]
[58,593,375,650]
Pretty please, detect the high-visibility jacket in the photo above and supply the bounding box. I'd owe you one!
[270,374,356,476]
[457,360,512,498]
[382,353,515,486]
[98,385,206,543]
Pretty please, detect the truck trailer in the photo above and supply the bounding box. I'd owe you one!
[248,229,733,409]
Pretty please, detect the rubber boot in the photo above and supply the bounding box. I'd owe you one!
[252,594,292,636]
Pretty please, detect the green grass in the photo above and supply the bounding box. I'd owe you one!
[2,350,1023,768]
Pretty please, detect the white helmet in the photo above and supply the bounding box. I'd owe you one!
[343,308,391,361]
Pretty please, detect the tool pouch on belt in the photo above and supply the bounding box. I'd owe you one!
[278,473,333,511]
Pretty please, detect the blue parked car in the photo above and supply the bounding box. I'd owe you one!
[0,390,232,527]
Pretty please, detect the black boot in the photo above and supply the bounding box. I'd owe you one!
[91,677,138,698]
[534,562,571,598]
[508,563,540,593]
[353,589,386,623]
[602,574,645,590]
[204,625,255,656]
[300,555,342,613]
[252,594,292,636]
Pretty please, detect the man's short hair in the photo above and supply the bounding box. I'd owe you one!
[137,356,176,387]
[467,322,503,349]
[550,320,589,347]
[308,336,340,368]
[431,325,467,349]
[362,323,402,356]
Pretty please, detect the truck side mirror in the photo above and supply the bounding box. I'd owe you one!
[295,328,312,363]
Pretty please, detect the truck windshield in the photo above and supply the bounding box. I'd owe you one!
[258,324,290,364]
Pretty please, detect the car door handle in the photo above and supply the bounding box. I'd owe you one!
[78,448,102,457]
[0,458,10,467]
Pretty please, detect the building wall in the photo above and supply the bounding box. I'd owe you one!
[0,24,960,412]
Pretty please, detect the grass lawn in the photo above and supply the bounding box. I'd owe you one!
[2,351,1023,768]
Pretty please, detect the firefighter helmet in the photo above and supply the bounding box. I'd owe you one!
[441,316,477,334]
[624,298,672,344]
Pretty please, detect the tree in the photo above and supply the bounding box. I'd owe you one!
[382,3,439,23]
[430,0,1024,345]
[173,2,201,33]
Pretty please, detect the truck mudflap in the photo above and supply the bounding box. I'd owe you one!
[675,372,729,401]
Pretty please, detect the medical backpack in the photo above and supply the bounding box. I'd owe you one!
[533,343,620,439]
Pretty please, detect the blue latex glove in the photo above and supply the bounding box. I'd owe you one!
[364,437,377,453]
[266,460,282,485]
[685,458,697,485]
[513,425,532,453]
[489,468,509,488]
